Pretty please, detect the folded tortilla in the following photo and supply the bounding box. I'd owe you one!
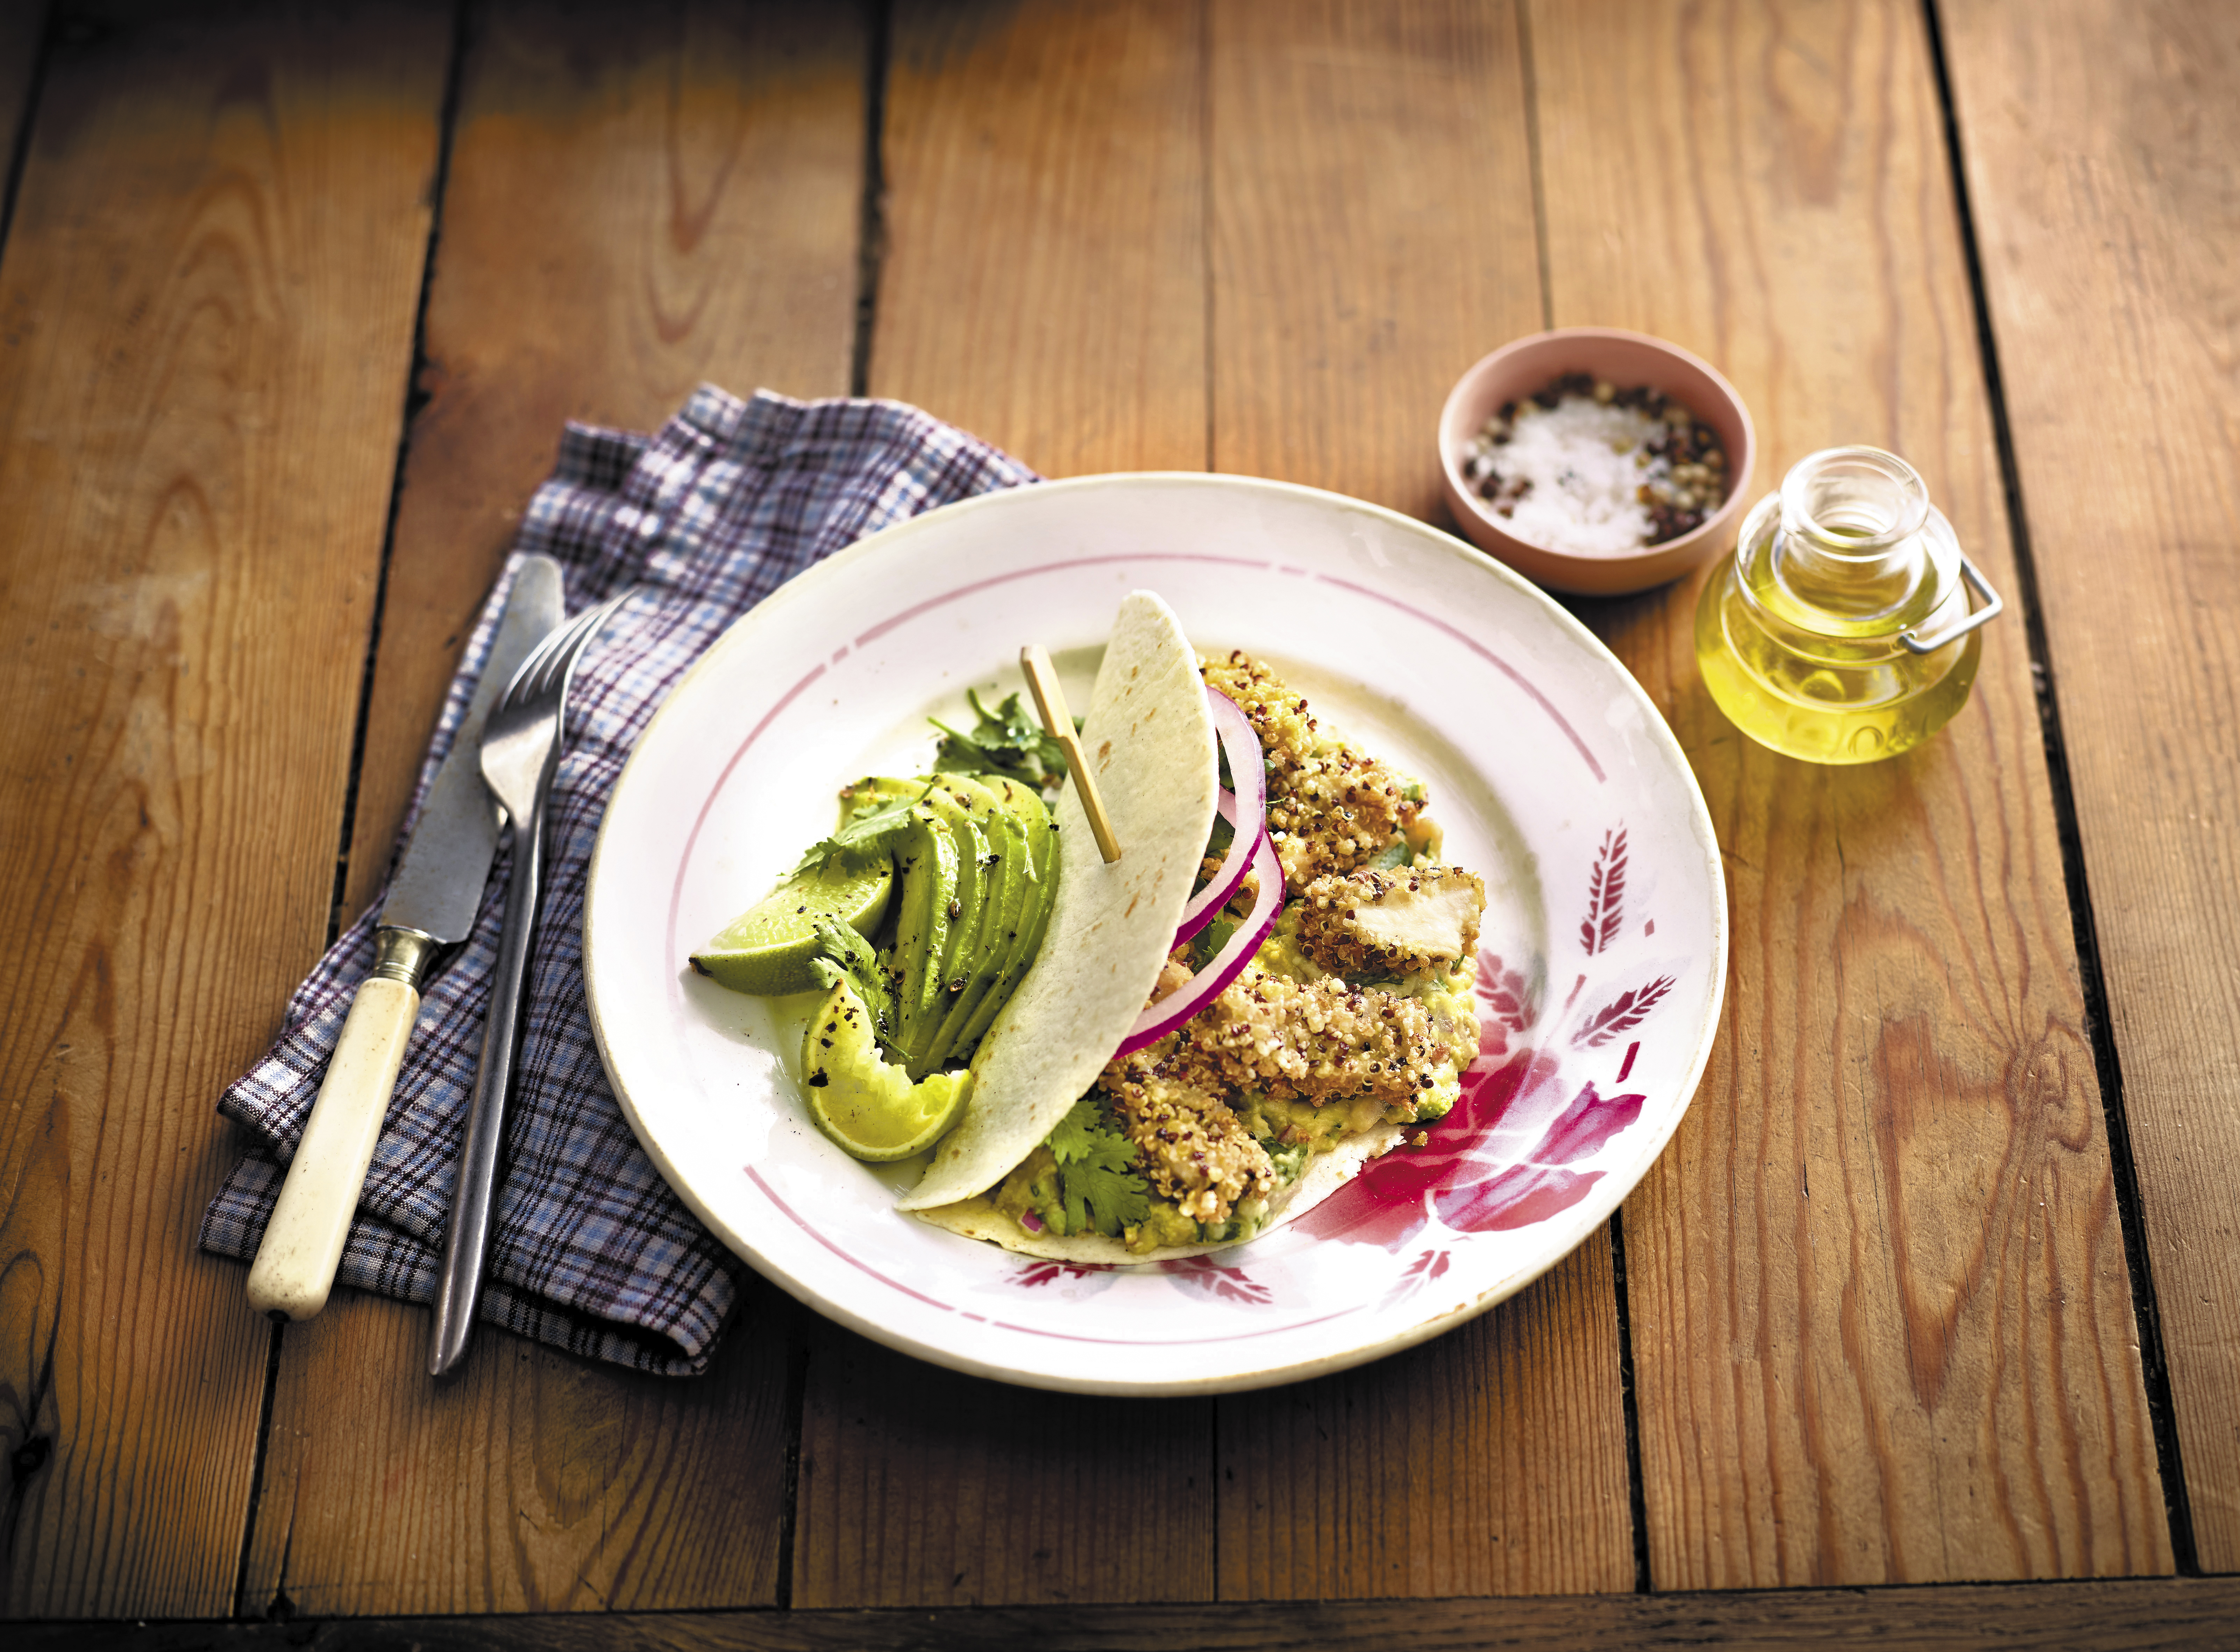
[897,591,1218,1213]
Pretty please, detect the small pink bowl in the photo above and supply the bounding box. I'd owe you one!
[1439,327,1756,597]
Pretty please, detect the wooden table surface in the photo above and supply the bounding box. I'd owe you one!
[3,1,2235,1645]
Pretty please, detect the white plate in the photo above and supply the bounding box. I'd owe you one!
[584,473,1726,1395]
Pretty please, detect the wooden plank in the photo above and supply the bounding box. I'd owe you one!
[1217,1248,1630,1598]
[0,0,448,1617]
[868,0,1207,477]
[341,0,871,925]
[0,5,43,213]
[244,1283,803,1616]
[1207,0,1545,517]
[1202,0,1630,1597]
[791,1318,1215,1607]
[788,0,1219,1609]
[1526,0,2169,1588]
[17,1576,2240,1651]
[1940,0,2240,1572]
[244,1,867,1615]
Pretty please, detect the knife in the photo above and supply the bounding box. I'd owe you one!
[246,555,565,1322]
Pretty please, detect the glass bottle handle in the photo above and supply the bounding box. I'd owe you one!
[1899,556,2004,655]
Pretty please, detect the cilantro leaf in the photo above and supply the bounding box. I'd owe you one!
[791,790,924,877]
[1067,1160,1151,1238]
[930,688,1067,789]
[1188,916,1238,971]
[1047,1097,1150,1236]
[1046,1096,1104,1165]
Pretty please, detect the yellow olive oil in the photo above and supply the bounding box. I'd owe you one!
[1694,551,1982,763]
[1695,446,1993,764]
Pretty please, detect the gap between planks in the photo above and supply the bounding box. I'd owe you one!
[223,0,471,1618]
[1915,0,2197,1575]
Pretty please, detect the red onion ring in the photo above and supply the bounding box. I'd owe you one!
[1116,827,1282,1058]
[1173,689,1266,944]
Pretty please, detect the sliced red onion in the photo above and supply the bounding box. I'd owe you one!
[1019,1208,1045,1233]
[1173,689,1266,944]
[1116,827,1282,1058]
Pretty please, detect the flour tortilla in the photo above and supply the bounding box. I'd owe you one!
[897,592,1218,1212]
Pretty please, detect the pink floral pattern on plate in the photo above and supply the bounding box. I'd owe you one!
[1160,1254,1277,1306]
[1289,816,1672,1259]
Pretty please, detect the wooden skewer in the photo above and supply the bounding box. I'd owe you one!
[1019,644,1121,863]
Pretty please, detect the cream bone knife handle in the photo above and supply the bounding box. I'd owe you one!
[245,930,442,1321]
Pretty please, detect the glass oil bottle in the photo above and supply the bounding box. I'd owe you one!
[1694,446,2002,763]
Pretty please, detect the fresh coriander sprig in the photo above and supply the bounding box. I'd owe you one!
[1046,1097,1150,1236]
[929,688,1069,790]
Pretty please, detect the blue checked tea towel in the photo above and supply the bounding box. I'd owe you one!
[200,387,1036,1375]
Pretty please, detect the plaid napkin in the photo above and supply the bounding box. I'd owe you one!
[201,386,1036,1375]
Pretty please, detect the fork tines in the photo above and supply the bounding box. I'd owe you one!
[503,589,632,710]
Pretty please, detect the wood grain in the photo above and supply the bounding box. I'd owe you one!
[793,0,1221,1608]
[247,1,868,1615]
[0,0,448,1617]
[870,0,1208,476]
[16,1576,2240,1650]
[1940,0,2240,1572]
[0,4,43,202]
[1527,0,2169,1588]
[243,1282,799,1615]
[791,1317,1215,1607]
[1207,0,1544,517]
[341,0,870,926]
[1217,1247,1631,1598]
[1202,0,1630,1597]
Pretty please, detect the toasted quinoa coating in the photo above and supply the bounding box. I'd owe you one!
[1099,1062,1276,1223]
[1297,865,1487,979]
[1124,959,1460,1115]
[1201,651,1424,890]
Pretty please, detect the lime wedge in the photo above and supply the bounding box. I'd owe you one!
[690,859,893,996]
[802,981,972,1160]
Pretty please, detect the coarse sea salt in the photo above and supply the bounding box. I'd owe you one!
[1473,398,1668,557]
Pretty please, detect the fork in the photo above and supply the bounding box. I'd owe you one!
[428,588,631,1378]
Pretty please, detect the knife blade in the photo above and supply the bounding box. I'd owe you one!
[246,555,565,1322]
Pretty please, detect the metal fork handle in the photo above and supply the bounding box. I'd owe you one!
[428,769,551,1378]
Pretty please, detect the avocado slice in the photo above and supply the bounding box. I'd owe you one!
[834,774,925,829]
[923,773,1029,1066]
[887,798,960,1057]
[839,774,974,1052]
[897,781,987,1068]
[955,775,1057,1052]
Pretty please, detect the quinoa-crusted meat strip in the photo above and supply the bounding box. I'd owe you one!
[1098,1061,1275,1224]
[1201,651,1424,891]
[1136,959,1463,1113]
[1298,866,1487,979]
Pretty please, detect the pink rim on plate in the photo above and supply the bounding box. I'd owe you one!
[583,473,1727,1395]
